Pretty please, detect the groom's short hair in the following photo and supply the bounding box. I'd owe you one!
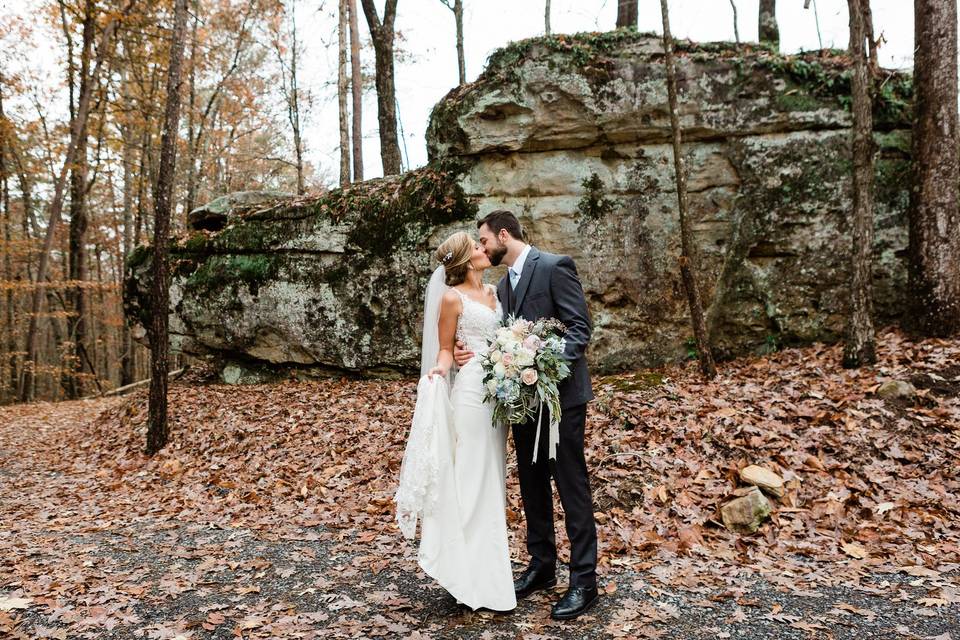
[477,209,524,240]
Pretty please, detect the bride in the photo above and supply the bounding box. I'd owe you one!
[394,230,516,613]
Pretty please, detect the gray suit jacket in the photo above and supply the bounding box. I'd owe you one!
[497,247,594,410]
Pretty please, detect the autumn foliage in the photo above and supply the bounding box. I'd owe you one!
[0,328,957,637]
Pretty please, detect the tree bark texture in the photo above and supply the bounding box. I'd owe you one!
[348,0,364,181]
[907,0,960,336]
[147,0,188,455]
[338,0,351,185]
[759,0,779,49]
[617,0,638,28]
[842,0,877,367]
[659,0,718,380]
[360,0,401,175]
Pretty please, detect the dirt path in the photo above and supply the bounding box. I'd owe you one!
[1,363,958,639]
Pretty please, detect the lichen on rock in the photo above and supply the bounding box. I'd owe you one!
[125,162,477,376]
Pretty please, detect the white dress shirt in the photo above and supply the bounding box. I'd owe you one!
[508,244,532,289]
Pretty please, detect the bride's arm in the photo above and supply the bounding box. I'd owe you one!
[428,290,461,379]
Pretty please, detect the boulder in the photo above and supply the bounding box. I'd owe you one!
[124,32,915,378]
[721,487,772,534]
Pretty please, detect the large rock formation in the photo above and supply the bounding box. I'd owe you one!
[125,32,914,378]
[124,167,477,377]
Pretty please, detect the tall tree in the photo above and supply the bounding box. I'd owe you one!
[360,0,401,175]
[617,0,638,28]
[348,0,363,181]
[119,62,138,387]
[729,0,739,44]
[338,0,351,184]
[659,0,717,380]
[843,0,877,367]
[759,0,779,49]
[20,1,133,402]
[62,0,98,399]
[276,0,306,193]
[907,0,960,336]
[147,0,188,455]
[0,74,15,403]
[439,0,465,86]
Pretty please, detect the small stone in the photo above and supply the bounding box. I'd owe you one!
[721,487,772,534]
[877,379,917,401]
[739,464,785,499]
[222,364,243,385]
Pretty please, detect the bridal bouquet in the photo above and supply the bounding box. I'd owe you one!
[479,315,571,461]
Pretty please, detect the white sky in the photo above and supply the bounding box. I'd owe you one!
[3,0,917,185]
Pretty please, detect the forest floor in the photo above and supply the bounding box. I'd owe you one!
[1,328,959,639]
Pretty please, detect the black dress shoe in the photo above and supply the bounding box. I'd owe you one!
[513,563,557,599]
[550,585,599,620]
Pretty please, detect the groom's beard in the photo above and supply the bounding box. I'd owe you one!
[487,243,507,266]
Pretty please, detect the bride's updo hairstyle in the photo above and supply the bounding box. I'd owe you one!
[435,231,473,286]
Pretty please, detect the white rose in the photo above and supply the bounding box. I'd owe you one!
[490,350,502,363]
[493,362,506,378]
[515,348,535,367]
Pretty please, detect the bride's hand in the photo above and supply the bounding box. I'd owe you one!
[453,340,474,366]
[427,366,448,380]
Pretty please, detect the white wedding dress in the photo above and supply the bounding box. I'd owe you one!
[395,283,516,612]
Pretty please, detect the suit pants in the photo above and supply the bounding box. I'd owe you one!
[512,402,598,589]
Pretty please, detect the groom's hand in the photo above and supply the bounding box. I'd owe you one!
[453,340,474,366]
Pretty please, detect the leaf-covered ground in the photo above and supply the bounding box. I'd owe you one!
[1,328,958,639]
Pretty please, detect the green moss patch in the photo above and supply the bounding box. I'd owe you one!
[175,161,476,264]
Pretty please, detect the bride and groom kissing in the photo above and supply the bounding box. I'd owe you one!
[395,209,599,620]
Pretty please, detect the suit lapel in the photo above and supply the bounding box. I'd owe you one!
[513,247,540,315]
[497,276,511,320]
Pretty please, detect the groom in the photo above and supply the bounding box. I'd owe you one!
[455,209,599,620]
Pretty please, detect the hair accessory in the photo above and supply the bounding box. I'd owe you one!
[442,251,453,264]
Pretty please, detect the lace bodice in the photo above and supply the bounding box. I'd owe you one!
[453,285,503,355]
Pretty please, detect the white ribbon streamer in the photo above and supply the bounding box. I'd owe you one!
[530,399,560,464]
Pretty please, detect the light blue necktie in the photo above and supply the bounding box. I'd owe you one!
[509,267,519,289]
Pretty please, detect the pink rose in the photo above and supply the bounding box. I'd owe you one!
[521,368,538,385]
[502,353,514,366]
[523,335,542,351]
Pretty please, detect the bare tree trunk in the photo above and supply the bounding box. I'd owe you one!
[805,0,824,49]
[455,1,465,85]
[20,2,133,403]
[185,8,197,216]
[360,0,402,175]
[0,78,14,403]
[908,0,960,336]
[729,0,740,44]
[348,0,363,181]
[338,0,351,185]
[120,75,137,387]
[147,0,188,455]
[759,0,779,49]
[289,5,305,194]
[545,0,551,35]
[843,0,877,367]
[659,0,717,380]
[617,0,638,28]
[439,1,465,85]
[65,0,97,399]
